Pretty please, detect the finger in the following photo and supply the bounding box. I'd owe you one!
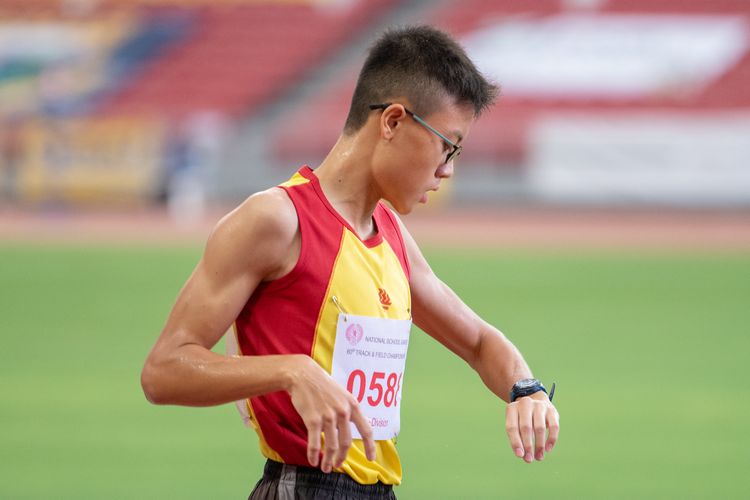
[504,404,524,459]
[321,413,338,473]
[351,405,376,461]
[545,407,560,453]
[533,404,546,461]
[306,417,322,467]
[335,409,353,468]
[518,402,534,463]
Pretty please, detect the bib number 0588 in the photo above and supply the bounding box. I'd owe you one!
[346,370,403,408]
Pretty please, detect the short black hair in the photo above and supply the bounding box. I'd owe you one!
[343,25,498,134]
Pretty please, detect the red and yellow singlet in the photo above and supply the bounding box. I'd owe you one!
[232,166,411,485]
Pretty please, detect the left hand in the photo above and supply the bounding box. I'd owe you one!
[505,391,559,463]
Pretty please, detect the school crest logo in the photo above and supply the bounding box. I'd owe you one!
[378,288,392,310]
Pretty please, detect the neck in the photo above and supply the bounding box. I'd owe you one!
[313,133,381,239]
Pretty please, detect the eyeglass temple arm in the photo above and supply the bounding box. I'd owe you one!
[369,103,457,148]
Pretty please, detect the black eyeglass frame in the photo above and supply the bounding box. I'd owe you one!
[369,103,463,164]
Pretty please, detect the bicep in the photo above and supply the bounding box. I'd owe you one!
[151,191,297,354]
[159,249,260,351]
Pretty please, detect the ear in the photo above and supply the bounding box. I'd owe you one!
[380,104,408,141]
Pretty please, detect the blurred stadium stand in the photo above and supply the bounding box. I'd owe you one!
[0,0,398,209]
[98,0,396,119]
[271,0,750,205]
[1,0,749,213]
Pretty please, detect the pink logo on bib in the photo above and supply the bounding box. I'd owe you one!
[345,323,364,346]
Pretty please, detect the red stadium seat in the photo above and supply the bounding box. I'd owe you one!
[97,0,397,119]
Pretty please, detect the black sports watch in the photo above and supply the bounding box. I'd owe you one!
[509,378,547,402]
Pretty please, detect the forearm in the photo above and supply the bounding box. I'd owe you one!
[470,323,533,403]
[141,345,309,407]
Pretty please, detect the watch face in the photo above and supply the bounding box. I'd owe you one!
[516,378,537,390]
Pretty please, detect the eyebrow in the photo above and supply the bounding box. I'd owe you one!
[453,131,464,143]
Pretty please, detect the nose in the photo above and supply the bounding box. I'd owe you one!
[437,160,453,179]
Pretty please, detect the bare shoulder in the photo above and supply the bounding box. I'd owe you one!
[214,187,297,242]
[204,187,298,281]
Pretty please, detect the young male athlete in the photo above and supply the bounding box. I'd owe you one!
[142,25,560,499]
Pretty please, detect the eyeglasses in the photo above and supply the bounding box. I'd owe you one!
[369,103,463,164]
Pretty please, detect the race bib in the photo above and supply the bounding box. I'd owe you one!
[330,313,411,441]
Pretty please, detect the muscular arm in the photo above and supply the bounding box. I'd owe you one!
[141,189,301,406]
[141,190,375,469]
[396,215,559,462]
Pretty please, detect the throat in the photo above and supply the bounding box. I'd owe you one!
[335,205,379,241]
[352,218,378,241]
[311,162,381,241]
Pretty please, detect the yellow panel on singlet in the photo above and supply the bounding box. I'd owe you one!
[311,228,411,485]
[279,171,309,188]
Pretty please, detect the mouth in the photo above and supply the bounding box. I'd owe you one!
[418,184,441,204]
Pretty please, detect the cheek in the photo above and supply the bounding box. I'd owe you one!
[374,137,437,194]
[392,127,440,167]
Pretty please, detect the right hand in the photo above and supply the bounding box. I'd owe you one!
[288,356,376,473]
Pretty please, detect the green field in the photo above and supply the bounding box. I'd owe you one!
[1,244,748,499]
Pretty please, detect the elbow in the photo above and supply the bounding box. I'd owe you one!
[141,359,169,405]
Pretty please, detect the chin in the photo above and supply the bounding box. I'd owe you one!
[385,198,414,215]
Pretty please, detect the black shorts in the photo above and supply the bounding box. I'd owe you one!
[249,459,397,500]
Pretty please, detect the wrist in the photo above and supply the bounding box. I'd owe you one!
[281,354,314,392]
[527,390,550,402]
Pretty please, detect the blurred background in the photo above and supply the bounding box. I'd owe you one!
[2,0,749,217]
[1,0,749,499]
